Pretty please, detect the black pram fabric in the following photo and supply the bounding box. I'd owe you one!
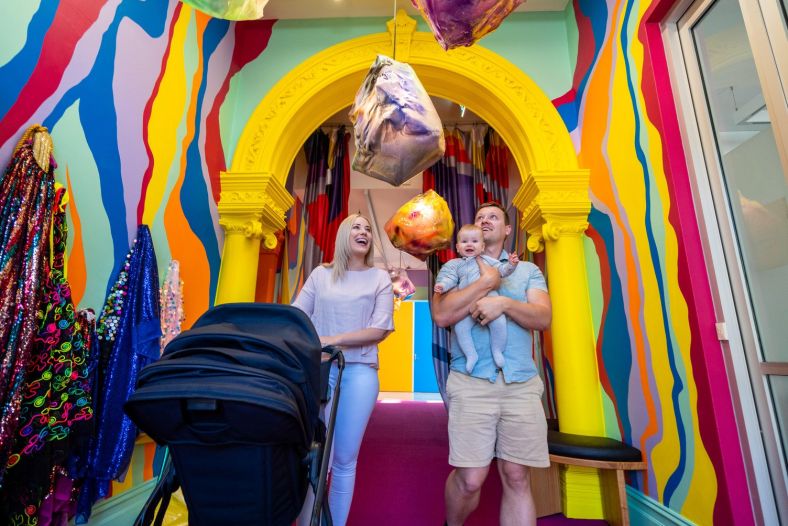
[125,303,332,526]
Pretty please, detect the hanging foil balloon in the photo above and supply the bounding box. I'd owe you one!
[350,55,445,187]
[384,190,454,260]
[389,266,416,310]
[411,0,524,50]
[180,0,268,20]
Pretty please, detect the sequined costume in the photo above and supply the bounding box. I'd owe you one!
[0,127,57,486]
[76,225,160,522]
[159,260,184,353]
[0,187,97,525]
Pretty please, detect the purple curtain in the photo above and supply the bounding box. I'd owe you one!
[422,126,517,403]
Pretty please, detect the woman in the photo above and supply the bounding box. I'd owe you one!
[293,213,394,526]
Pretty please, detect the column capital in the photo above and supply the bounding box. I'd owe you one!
[512,169,591,253]
[387,9,417,61]
[217,171,294,249]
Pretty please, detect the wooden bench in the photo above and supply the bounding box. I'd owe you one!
[532,430,646,526]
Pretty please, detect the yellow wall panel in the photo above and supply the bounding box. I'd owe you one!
[378,301,413,392]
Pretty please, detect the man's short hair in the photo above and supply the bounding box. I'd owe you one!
[476,201,510,226]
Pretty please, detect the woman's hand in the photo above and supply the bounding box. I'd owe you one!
[320,335,339,347]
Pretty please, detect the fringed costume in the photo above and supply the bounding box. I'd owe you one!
[0,127,58,485]
[159,260,184,352]
[0,186,97,525]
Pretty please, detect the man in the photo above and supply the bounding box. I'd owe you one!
[431,202,552,526]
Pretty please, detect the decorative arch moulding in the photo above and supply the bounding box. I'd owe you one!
[230,10,579,189]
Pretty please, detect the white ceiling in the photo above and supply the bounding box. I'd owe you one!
[264,0,569,20]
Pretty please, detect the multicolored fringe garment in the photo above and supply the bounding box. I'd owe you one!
[0,187,97,525]
[0,127,57,485]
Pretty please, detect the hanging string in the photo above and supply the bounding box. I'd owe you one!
[392,0,397,59]
[364,189,390,269]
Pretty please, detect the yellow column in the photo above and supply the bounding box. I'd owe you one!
[215,171,294,305]
[514,170,606,519]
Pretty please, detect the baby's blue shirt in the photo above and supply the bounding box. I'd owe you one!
[447,250,548,384]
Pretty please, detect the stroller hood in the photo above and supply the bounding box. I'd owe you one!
[125,303,322,450]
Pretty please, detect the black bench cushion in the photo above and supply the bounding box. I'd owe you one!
[548,430,643,463]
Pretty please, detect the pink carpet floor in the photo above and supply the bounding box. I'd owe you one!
[345,400,608,526]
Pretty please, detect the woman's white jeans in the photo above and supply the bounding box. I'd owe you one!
[297,362,379,526]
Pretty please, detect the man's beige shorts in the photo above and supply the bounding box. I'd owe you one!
[446,371,549,468]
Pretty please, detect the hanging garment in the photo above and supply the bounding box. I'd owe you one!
[0,186,97,525]
[159,260,184,353]
[384,190,455,260]
[411,0,524,50]
[349,55,445,187]
[0,126,57,485]
[77,225,160,522]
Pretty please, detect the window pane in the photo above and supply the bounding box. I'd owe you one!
[768,375,788,463]
[692,0,788,363]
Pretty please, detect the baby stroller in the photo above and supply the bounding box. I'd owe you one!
[124,303,344,526]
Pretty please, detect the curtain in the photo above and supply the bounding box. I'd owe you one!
[474,125,509,208]
[277,127,351,304]
[422,127,475,263]
[423,125,514,403]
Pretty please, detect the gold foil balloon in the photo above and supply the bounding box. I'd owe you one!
[384,190,455,260]
[180,0,268,20]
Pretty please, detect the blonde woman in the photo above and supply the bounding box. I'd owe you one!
[294,213,394,526]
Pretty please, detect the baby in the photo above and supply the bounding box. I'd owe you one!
[433,224,518,373]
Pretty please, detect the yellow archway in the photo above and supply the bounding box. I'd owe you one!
[217,10,605,519]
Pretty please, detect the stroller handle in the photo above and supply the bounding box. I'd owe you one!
[311,346,345,526]
[321,345,345,367]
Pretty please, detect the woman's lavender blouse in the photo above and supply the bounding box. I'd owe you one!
[293,265,394,367]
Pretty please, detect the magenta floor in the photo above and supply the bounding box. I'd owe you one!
[346,400,608,526]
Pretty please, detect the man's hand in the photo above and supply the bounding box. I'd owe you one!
[470,296,509,326]
[476,256,502,290]
[432,258,501,328]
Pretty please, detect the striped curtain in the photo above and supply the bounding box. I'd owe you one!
[276,127,351,304]
[422,125,515,402]
[473,125,508,207]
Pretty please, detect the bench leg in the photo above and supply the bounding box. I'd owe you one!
[532,463,562,517]
[600,469,629,526]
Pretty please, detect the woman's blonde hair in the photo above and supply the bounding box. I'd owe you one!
[326,213,374,282]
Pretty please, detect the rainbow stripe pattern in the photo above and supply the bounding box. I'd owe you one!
[0,2,751,523]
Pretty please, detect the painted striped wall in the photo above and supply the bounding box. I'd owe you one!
[0,0,276,328]
[0,2,749,523]
[549,1,749,523]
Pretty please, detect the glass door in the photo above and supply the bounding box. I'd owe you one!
[675,0,788,522]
